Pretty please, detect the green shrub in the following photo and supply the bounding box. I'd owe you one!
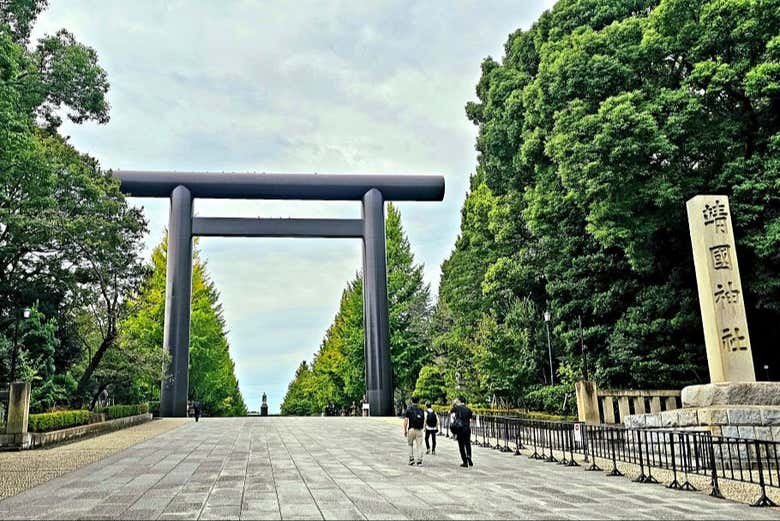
[97,403,149,419]
[522,385,576,416]
[413,366,447,405]
[28,410,92,432]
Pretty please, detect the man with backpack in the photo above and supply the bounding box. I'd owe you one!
[403,396,426,466]
[450,397,474,468]
[424,402,439,455]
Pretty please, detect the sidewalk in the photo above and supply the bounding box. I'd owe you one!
[2,416,778,519]
[0,418,188,500]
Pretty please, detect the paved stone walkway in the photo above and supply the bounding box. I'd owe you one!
[0,419,188,500]
[0,417,777,520]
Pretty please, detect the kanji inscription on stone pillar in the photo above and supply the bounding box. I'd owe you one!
[687,195,756,383]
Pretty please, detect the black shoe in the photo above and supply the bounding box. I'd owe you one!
[432,450,436,455]
[426,449,430,454]
[468,459,473,467]
[460,463,468,468]
[416,461,422,466]
[408,460,415,466]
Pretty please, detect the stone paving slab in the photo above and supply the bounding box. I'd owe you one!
[0,418,188,499]
[0,417,778,520]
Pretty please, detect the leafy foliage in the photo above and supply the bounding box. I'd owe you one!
[28,409,91,432]
[97,403,149,419]
[281,204,432,415]
[0,1,148,412]
[120,237,247,417]
[432,0,780,412]
[412,365,446,405]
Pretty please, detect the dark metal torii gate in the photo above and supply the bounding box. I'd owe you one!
[116,171,445,417]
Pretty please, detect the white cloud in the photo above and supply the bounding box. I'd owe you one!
[33,0,555,413]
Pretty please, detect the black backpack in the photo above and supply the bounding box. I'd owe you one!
[408,405,425,429]
[426,410,437,428]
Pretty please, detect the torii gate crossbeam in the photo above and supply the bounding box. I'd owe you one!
[116,171,444,417]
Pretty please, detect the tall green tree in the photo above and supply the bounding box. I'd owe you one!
[281,204,432,414]
[121,236,247,416]
[434,0,780,411]
[1,0,147,410]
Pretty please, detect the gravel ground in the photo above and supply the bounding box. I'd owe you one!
[0,418,188,499]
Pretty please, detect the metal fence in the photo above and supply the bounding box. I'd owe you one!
[438,413,779,507]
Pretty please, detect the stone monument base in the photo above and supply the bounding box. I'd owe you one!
[624,382,780,441]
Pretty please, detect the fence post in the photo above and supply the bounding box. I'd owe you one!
[514,419,524,455]
[530,421,541,460]
[567,424,579,467]
[679,433,697,491]
[752,440,778,507]
[585,425,601,471]
[667,432,683,490]
[707,434,723,499]
[641,430,659,484]
[633,430,648,483]
[546,424,558,463]
[607,428,623,476]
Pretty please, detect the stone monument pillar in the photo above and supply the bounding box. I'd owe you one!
[686,195,756,383]
[624,196,780,442]
[6,382,31,435]
[260,393,268,417]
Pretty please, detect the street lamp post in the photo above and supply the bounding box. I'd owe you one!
[544,310,554,386]
[9,307,31,382]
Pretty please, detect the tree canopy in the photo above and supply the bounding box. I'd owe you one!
[0,0,149,411]
[430,0,780,412]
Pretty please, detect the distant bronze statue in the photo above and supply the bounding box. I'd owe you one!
[261,392,268,417]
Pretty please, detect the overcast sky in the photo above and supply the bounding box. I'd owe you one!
[33,1,554,414]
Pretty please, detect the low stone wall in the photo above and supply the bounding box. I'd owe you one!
[0,413,152,450]
[624,383,780,441]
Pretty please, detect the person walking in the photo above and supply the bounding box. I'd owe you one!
[450,398,473,468]
[403,396,426,466]
[193,401,202,423]
[424,402,439,455]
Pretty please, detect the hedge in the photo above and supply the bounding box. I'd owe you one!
[97,403,149,419]
[28,410,92,433]
[431,404,575,422]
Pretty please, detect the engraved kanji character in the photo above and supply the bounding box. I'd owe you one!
[702,200,728,232]
[709,245,732,270]
[721,327,748,352]
[714,281,740,305]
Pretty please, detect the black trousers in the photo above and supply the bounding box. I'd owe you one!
[425,430,437,451]
[457,428,472,464]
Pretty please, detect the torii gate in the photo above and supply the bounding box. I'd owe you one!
[116,171,445,417]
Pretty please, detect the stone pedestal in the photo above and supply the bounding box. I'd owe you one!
[6,382,30,435]
[625,382,780,441]
[260,404,268,417]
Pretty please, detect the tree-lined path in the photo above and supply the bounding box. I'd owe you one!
[0,418,775,520]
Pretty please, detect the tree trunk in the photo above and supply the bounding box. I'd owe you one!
[75,330,115,407]
[89,382,109,410]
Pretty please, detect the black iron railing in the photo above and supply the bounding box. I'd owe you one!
[438,412,779,507]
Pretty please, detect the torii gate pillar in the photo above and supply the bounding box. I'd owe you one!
[362,189,393,416]
[160,185,194,418]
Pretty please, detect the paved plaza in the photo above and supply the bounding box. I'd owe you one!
[0,417,778,520]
